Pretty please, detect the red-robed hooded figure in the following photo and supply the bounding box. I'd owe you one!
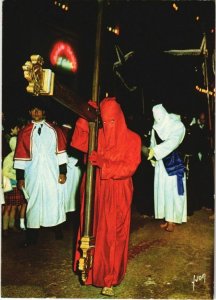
[71,97,141,293]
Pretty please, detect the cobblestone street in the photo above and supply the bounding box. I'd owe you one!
[1,206,214,299]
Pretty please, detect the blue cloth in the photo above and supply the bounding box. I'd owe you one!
[10,178,17,187]
[162,151,185,195]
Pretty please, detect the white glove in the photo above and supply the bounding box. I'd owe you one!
[150,159,156,167]
[147,148,154,160]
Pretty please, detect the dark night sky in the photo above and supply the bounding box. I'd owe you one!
[2,0,215,131]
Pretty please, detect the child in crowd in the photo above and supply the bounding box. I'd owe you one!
[2,123,27,236]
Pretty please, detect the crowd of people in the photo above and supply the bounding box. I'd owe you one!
[1,97,214,296]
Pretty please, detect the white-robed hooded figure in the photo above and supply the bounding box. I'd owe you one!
[148,104,187,232]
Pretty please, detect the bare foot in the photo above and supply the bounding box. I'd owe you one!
[165,222,175,232]
[160,222,168,229]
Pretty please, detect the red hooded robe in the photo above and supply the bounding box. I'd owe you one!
[71,97,141,288]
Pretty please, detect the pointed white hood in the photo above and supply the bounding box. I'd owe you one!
[152,104,183,141]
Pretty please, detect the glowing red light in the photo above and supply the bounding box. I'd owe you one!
[50,41,78,73]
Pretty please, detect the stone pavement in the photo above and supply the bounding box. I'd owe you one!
[1,207,214,299]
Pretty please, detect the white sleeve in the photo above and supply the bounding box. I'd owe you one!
[57,152,68,165]
[153,124,185,161]
[13,160,29,170]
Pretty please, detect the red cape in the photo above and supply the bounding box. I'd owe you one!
[14,122,66,161]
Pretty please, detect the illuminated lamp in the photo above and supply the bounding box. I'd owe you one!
[195,85,215,96]
[172,3,178,11]
[50,41,78,73]
[113,25,120,36]
[57,57,74,72]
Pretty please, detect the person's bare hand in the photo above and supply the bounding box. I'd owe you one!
[59,174,66,184]
[18,179,25,190]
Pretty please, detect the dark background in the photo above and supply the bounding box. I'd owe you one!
[2,0,215,132]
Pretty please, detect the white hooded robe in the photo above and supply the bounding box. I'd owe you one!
[150,104,187,223]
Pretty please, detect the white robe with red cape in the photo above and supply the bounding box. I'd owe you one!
[14,121,67,228]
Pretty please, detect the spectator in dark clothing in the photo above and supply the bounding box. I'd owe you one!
[133,122,154,217]
[179,115,196,216]
[189,112,214,212]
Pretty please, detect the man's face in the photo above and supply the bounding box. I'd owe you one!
[29,107,45,122]
[199,113,206,125]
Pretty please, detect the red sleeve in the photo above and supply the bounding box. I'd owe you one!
[14,124,33,160]
[70,118,89,153]
[100,132,141,179]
